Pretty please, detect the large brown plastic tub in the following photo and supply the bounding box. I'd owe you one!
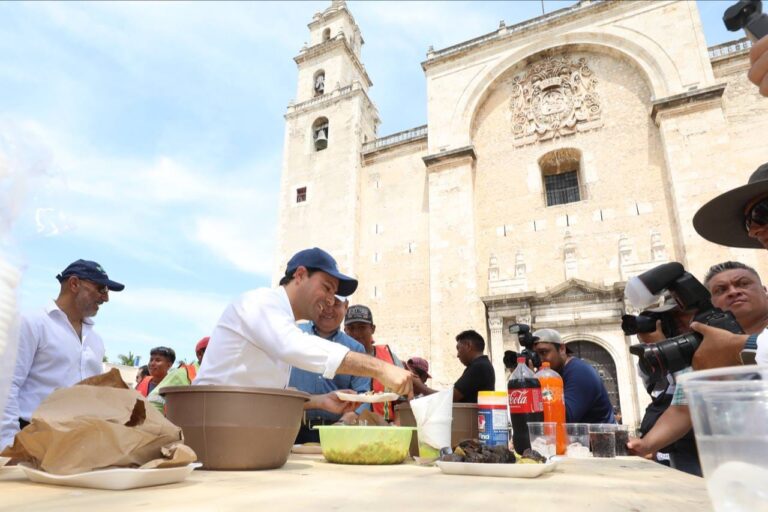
[162,386,309,470]
[395,402,479,456]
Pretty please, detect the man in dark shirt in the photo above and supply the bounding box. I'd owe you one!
[412,330,495,403]
[532,329,615,424]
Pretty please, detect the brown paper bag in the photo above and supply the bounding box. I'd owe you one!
[0,369,197,475]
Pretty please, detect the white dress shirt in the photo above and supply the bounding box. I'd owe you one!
[1,301,105,448]
[756,328,768,366]
[194,287,350,389]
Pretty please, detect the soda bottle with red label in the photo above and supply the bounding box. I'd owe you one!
[508,356,544,453]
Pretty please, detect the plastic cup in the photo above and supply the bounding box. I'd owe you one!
[613,424,629,456]
[565,423,591,458]
[589,424,615,458]
[527,421,556,458]
[678,366,768,512]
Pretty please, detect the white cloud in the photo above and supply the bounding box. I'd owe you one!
[109,286,230,333]
[195,217,275,276]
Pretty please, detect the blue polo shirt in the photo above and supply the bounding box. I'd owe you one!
[289,323,370,421]
[562,357,616,424]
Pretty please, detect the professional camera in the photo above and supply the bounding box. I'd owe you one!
[724,0,768,41]
[620,302,678,338]
[626,262,743,382]
[508,323,542,369]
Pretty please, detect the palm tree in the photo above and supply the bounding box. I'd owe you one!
[117,351,137,366]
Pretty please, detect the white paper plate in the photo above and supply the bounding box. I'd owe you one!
[435,459,557,478]
[19,463,202,490]
[335,391,399,403]
[291,443,323,455]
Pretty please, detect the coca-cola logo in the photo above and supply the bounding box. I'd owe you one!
[508,390,529,405]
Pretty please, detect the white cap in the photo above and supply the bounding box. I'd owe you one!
[532,328,563,345]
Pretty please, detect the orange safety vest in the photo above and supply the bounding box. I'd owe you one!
[136,376,154,397]
[183,364,197,383]
[372,344,397,422]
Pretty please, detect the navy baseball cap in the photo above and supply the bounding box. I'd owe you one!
[56,259,125,292]
[285,247,358,296]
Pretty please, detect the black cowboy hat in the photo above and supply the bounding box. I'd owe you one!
[693,163,768,249]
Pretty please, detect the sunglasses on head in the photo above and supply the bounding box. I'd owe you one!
[745,197,768,232]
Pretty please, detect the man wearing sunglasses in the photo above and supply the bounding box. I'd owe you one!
[1,259,124,449]
[692,162,768,368]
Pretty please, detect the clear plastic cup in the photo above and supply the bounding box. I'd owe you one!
[565,423,591,458]
[588,424,615,458]
[678,366,768,512]
[527,421,556,458]
[613,424,629,456]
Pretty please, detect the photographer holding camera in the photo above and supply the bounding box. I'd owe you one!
[692,163,768,368]
[627,261,768,472]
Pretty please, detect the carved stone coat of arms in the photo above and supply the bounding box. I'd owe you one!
[510,55,602,145]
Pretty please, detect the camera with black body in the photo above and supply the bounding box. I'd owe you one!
[625,262,744,382]
[621,302,678,338]
[507,323,542,369]
[724,0,768,41]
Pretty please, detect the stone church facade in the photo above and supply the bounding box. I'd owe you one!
[275,0,768,426]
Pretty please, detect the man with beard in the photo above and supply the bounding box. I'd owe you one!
[1,260,124,449]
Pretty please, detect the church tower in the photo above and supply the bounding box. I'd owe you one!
[274,0,379,281]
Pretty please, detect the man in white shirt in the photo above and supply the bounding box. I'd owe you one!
[1,259,124,449]
[195,247,413,414]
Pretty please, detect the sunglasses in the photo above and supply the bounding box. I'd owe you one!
[745,198,768,232]
[81,279,109,295]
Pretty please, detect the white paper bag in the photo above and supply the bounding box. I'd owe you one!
[410,389,452,451]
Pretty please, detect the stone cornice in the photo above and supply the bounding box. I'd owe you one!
[294,35,372,88]
[481,279,626,307]
[650,83,727,124]
[421,0,622,70]
[284,82,377,120]
[422,145,476,170]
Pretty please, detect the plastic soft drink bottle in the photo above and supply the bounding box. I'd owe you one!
[508,357,544,453]
[535,362,567,455]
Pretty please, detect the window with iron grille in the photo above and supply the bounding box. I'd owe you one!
[539,148,583,207]
[545,170,580,206]
[296,187,307,203]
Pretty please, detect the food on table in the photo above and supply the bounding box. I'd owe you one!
[323,442,408,465]
[437,439,545,464]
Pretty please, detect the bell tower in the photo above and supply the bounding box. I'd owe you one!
[274,0,379,282]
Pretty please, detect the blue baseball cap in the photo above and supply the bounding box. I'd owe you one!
[285,247,358,296]
[56,259,125,292]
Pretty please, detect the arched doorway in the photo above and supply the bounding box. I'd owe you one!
[566,340,621,414]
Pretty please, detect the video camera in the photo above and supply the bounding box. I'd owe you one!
[625,262,743,382]
[507,323,542,369]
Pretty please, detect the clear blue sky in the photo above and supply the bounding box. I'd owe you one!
[0,1,744,364]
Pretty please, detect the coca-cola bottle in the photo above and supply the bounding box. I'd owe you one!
[508,356,544,453]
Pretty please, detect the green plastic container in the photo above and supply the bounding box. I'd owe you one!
[315,425,416,465]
